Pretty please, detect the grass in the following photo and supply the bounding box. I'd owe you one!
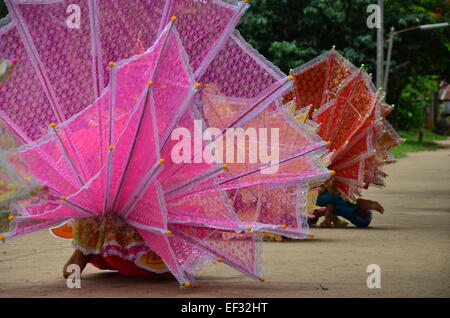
[391,129,447,158]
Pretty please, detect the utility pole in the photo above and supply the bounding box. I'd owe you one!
[383,26,395,92]
[376,0,384,89]
[382,22,449,129]
[384,22,449,93]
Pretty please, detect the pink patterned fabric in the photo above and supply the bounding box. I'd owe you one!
[1,0,330,285]
[0,23,57,141]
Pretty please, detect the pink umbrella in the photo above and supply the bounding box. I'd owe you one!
[1,0,330,285]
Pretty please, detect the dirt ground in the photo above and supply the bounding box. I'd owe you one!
[0,140,449,298]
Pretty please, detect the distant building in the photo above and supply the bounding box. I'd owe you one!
[440,82,450,116]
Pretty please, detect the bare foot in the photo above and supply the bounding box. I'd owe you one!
[63,249,91,279]
[357,199,385,214]
[312,206,327,218]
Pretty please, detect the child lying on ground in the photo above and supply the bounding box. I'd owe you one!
[312,180,384,228]
[61,215,173,279]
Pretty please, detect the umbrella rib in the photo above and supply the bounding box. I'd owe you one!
[168,219,240,232]
[148,21,175,83]
[61,199,96,217]
[0,110,32,144]
[159,87,197,153]
[110,87,152,212]
[47,183,96,217]
[87,0,104,164]
[194,2,248,79]
[163,166,224,198]
[226,79,291,130]
[326,70,360,145]
[5,0,65,123]
[120,162,163,218]
[5,1,89,186]
[126,220,164,235]
[172,228,260,281]
[163,79,292,180]
[167,142,328,202]
[103,66,117,214]
[87,0,104,99]
[219,142,326,184]
[104,20,174,214]
[50,126,85,187]
[157,0,174,35]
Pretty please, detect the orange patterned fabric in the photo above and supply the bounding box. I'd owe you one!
[286,50,403,200]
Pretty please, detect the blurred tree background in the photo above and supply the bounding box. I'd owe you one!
[0,2,6,19]
[1,0,449,131]
[236,0,450,131]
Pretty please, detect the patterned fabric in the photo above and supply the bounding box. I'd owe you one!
[70,215,168,274]
[285,50,403,201]
[1,0,332,285]
[263,232,283,242]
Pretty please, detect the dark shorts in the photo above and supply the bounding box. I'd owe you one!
[317,192,372,228]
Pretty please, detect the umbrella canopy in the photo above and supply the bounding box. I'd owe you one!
[284,50,403,201]
[0,0,331,285]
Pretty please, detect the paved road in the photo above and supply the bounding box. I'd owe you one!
[1,140,449,297]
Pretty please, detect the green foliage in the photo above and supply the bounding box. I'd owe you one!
[238,0,450,79]
[400,129,447,142]
[0,1,6,19]
[238,0,377,73]
[396,76,438,130]
[238,0,450,129]
[391,129,446,158]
